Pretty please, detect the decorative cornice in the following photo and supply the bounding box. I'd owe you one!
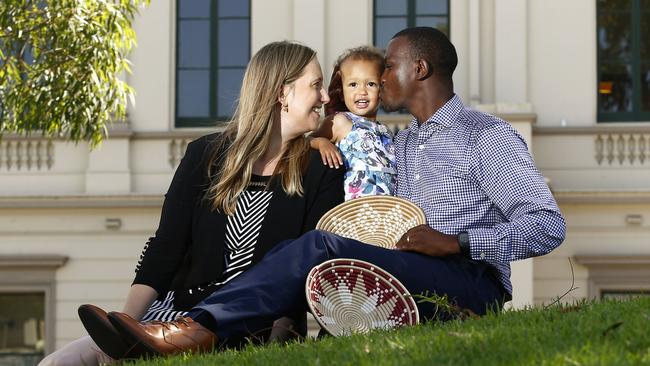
[496,113,537,123]
[7,192,650,208]
[132,126,226,140]
[574,255,650,266]
[534,124,650,135]
[554,191,650,204]
[0,194,164,209]
[0,124,226,141]
[0,255,68,268]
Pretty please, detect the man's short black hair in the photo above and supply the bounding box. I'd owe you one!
[392,27,458,78]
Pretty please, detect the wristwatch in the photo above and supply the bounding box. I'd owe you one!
[457,231,470,257]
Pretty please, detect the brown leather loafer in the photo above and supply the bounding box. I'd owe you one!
[78,304,145,360]
[108,312,218,358]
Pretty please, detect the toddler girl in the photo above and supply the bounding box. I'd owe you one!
[311,46,396,200]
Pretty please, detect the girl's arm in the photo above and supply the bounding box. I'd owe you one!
[310,114,354,168]
[310,115,343,168]
[319,113,353,143]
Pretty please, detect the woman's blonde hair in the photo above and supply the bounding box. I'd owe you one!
[206,41,316,215]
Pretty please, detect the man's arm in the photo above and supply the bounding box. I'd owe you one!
[396,123,565,261]
[465,123,566,262]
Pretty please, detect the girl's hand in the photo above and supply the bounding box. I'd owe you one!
[313,137,343,168]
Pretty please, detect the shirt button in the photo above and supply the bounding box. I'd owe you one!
[415,174,420,180]
[480,252,486,259]
[419,144,425,149]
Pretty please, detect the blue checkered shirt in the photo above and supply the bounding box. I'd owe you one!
[395,95,566,295]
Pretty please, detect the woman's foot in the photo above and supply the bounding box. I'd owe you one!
[108,312,218,358]
[77,304,143,360]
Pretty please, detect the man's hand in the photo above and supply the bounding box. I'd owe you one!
[395,224,461,257]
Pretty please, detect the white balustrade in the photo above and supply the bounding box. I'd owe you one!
[595,134,650,165]
[0,139,54,171]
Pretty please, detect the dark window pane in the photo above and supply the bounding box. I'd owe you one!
[0,293,45,365]
[375,17,408,49]
[218,19,249,66]
[217,68,245,117]
[376,0,407,16]
[642,62,650,111]
[598,14,632,62]
[597,0,631,12]
[599,63,633,112]
[642,11,650,60]
[179,0,211,18]
[177,70,210,117]
[178,20,210,68]
[218,0,249,17]
[416,0,448,14]
[415,16,449,35]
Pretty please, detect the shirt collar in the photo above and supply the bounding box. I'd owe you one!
[407,94,464,132]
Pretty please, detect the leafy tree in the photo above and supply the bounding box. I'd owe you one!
[0,0,149,147]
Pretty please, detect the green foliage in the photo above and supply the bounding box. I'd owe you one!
[128,297,650,366]
[0,0,149,147]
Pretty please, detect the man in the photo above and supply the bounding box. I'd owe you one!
[81,27,566,358]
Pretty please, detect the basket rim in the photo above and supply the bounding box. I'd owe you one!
[304,258,420,334]
[316,195,426,232]
[307,263,419,321]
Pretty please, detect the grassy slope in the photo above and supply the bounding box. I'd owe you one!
[129,297,650,366]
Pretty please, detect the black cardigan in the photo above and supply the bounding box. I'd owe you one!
[133,133,344,310]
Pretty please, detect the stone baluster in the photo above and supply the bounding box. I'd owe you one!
[595,135,604,165]
[46,140,54,169]
[627,135,637,164]
[606,135,615,165]
[168,139,189,168]
[36,141,44,170]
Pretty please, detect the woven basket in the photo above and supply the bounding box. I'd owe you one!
[316,196,426,249]
[305,258,419,336]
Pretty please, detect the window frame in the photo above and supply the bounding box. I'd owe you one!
[596,0,650,122]
[372,0,451,49]
[0,255,67,357]
[574,255,650,300]
[174,0,251,128]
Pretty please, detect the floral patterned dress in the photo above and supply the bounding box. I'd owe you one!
[337,112,397,200]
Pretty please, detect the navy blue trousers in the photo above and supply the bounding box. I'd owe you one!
[187,230,506,341]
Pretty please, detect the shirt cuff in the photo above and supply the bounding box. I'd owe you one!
[466,227,499,261]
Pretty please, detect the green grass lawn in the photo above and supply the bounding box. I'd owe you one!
[127,297,650,366]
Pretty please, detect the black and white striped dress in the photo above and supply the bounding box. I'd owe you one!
[141,179,273,321]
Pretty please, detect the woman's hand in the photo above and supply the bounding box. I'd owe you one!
[312,137,343,169]
[395,225,461,257]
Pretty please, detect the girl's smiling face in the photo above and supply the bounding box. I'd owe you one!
[340,60,381,120]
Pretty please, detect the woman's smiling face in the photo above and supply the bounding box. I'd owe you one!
[281,58,330,138]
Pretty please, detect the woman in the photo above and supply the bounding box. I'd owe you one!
[39,41,343,365]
